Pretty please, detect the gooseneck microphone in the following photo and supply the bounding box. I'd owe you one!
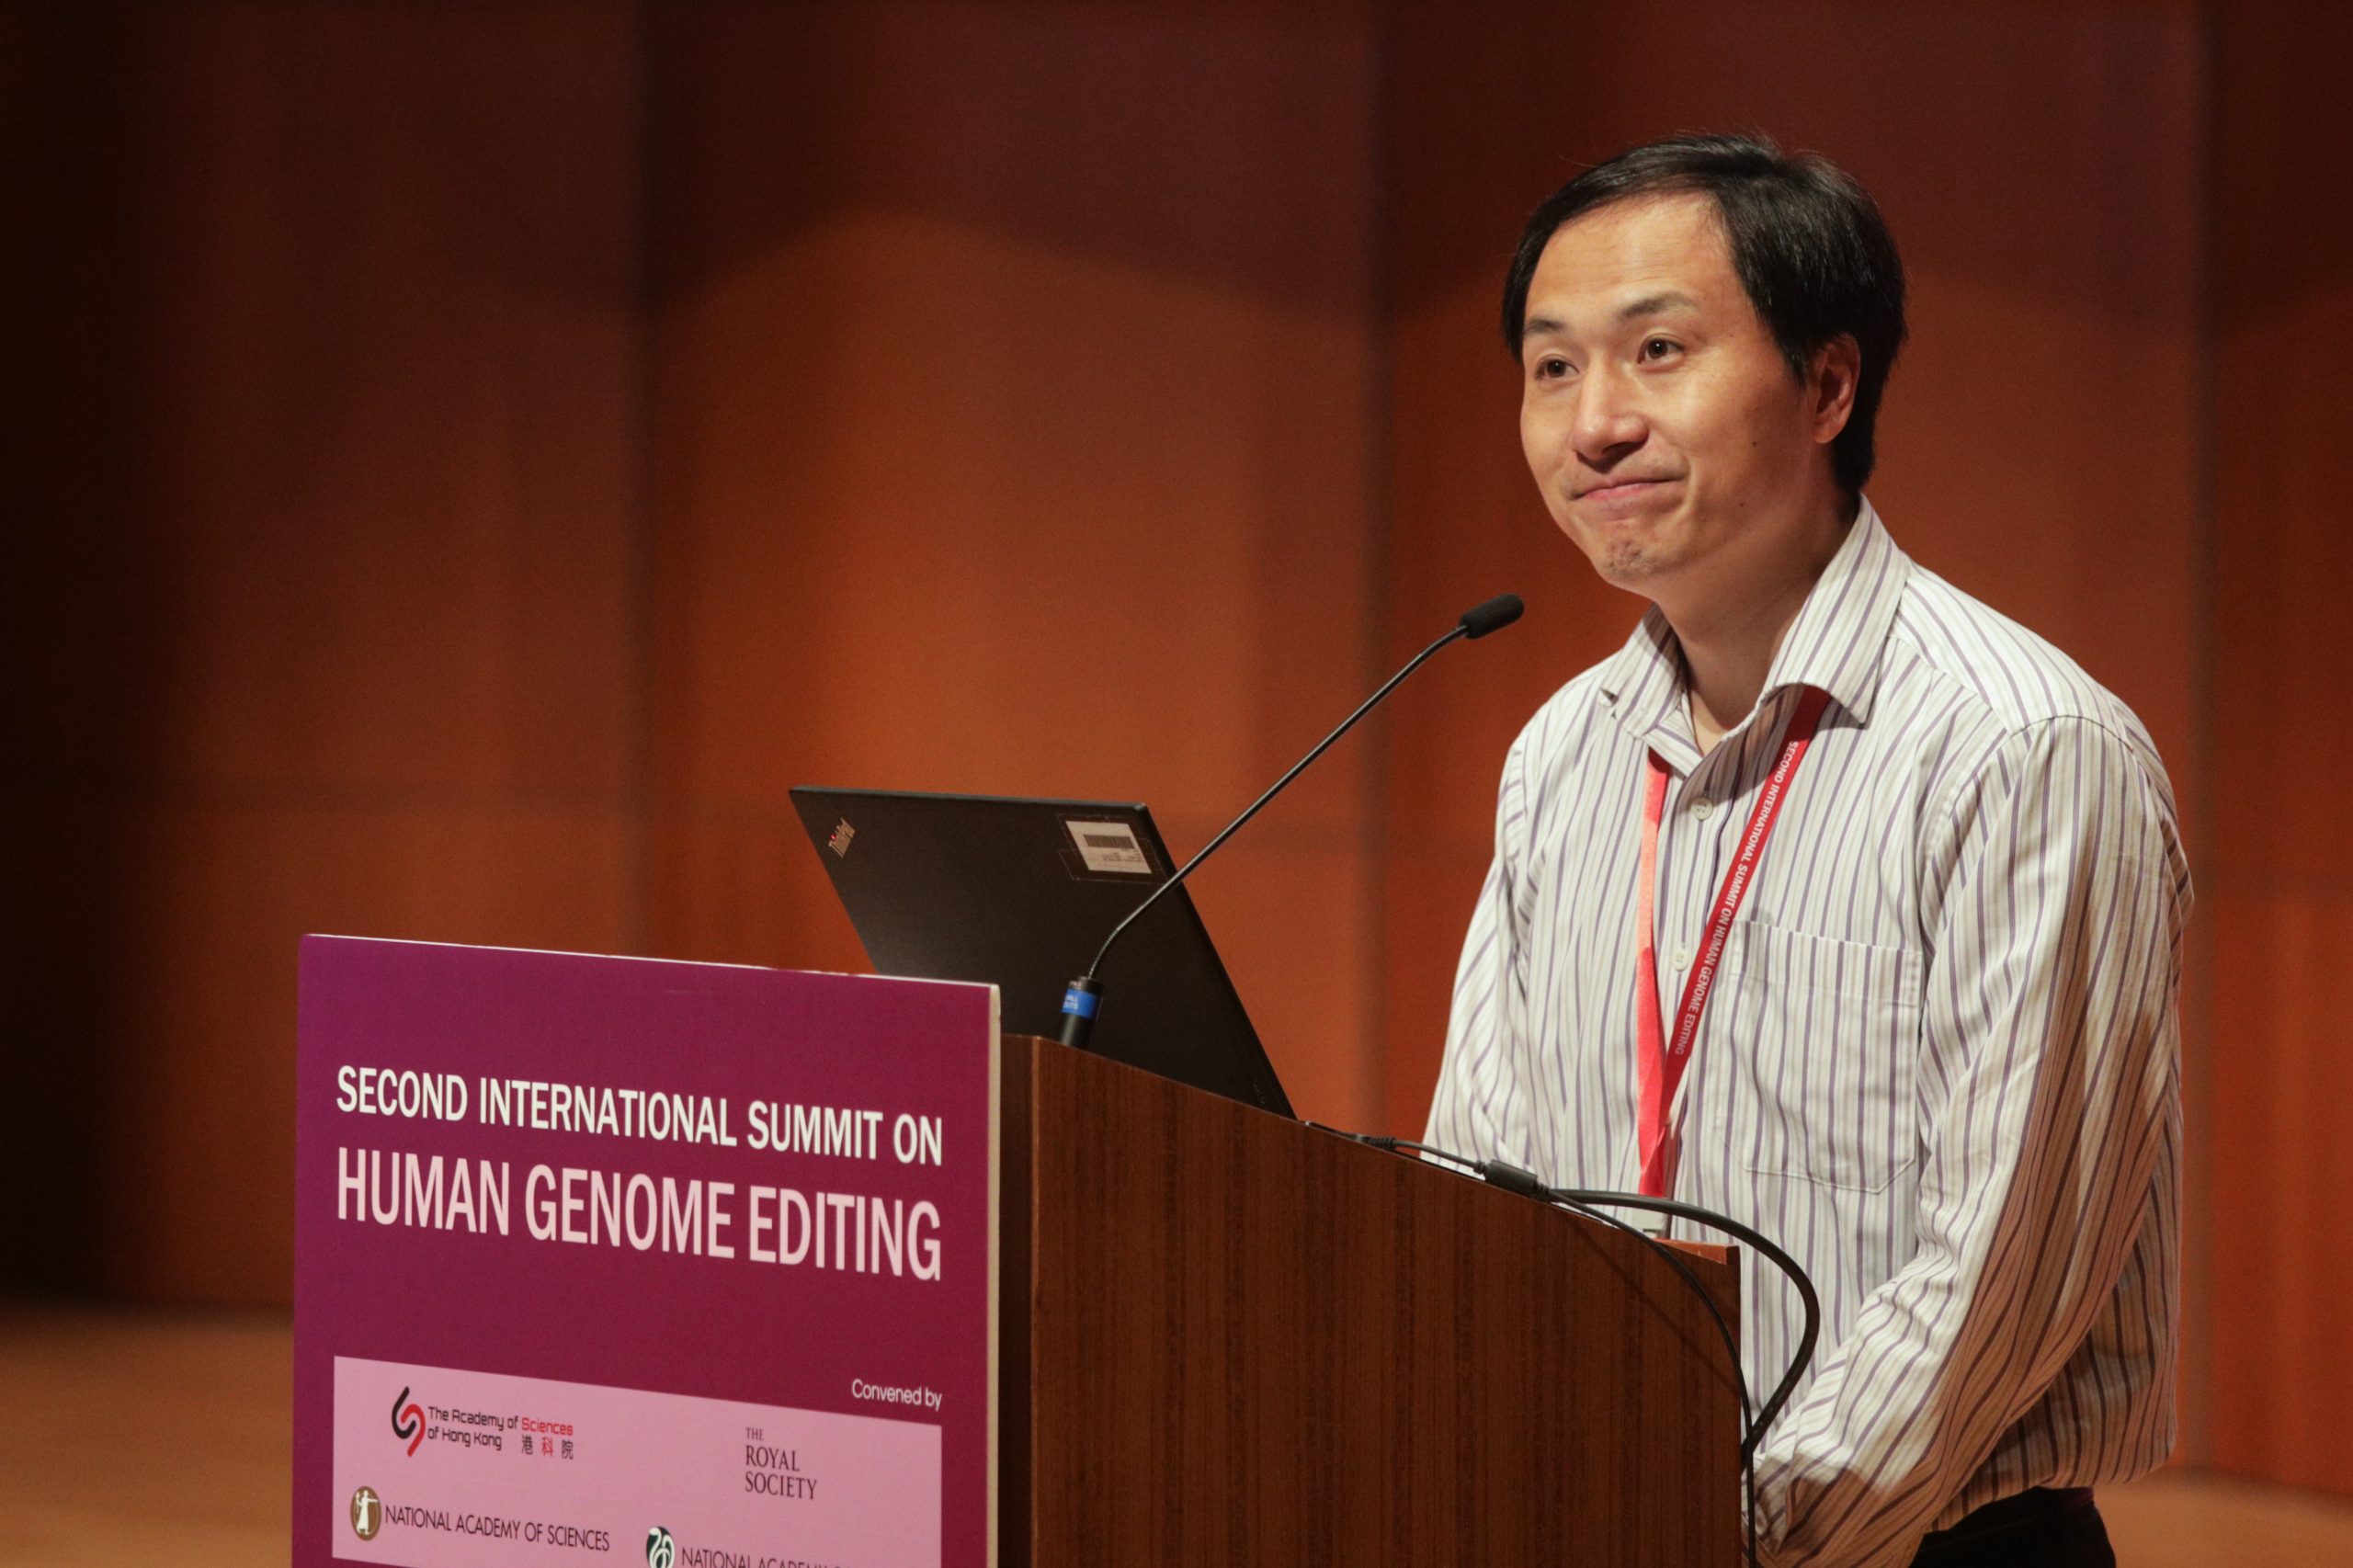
[1058,593,1524,1050]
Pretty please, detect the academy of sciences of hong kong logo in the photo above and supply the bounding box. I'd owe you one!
[391,1385,426,1457]
[350,1486,382,1541]
[645,1526,677,1567]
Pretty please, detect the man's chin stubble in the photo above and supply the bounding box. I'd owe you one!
[1595,541,1670,585]
[1560,513,1674,587]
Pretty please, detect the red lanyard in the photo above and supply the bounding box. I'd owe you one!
[1634,685,1829,1197]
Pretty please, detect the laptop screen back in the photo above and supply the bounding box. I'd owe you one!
[790,787,1291,1118]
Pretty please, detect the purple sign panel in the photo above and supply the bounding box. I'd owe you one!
[294,937,997,1568]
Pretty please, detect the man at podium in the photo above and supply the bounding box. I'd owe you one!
[1426,135,2187,1568]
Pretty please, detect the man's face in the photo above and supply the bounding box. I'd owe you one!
[1517,193,1842,608]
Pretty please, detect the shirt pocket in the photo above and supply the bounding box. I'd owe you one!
[1717,919,1923,1193]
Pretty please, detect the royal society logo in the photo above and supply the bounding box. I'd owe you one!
[350,1486,382,1541]
[645,1526,676,1568]
[391,1385,426,1457]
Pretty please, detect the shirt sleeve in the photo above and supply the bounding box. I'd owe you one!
[1423,730,1534,1164]
[1753,716,2191,1568]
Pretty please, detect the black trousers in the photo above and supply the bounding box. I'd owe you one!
[1906,1487,2114,1568]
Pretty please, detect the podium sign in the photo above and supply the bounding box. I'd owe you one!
[294,937,998,1568]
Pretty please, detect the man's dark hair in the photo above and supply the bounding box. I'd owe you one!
[1501,133,1907,494]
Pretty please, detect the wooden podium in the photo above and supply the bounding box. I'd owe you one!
[995,1033,1742,1566]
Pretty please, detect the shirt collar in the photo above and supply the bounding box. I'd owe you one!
[1597,497,1911,756]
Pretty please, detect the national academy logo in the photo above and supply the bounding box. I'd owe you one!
[350,1486,382,1540]
[645,1526,676,1567]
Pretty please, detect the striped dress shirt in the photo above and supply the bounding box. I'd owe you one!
[1424,500,2188,1568]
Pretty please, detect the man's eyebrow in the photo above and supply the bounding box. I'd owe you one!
[1518,293,1699,347]
[1615,290,1699,321]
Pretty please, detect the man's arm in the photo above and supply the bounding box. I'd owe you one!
[1424,731,1534,1162]
[1756,715,2190,1568]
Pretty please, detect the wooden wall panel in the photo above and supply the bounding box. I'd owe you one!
[100,803,630,1302]
[642,2,1385,1126]
[2206,0,2353,1497]
[121,17,642,802]
[0,6,643,1304]
[2203,892,2353,1490]
[0,6,158,1301]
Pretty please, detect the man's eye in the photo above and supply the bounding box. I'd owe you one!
[1642,337,1679,360]
[1534,357,1572,380]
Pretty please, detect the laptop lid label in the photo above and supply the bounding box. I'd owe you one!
[1063,818,1152,876]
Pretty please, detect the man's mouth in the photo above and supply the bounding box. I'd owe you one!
[1575,477,1677,504]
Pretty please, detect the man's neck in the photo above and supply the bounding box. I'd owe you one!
[1667,501,1857,754]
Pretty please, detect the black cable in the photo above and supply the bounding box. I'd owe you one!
[1421,1141,1822,1457]
[1366,1137,1765,1568]
[1375,1138,1749,1423]
[1532,1193,1755,1427]
[1328,1131,1771,1568]
[1540,1187,1820,1461]
[1533,1187,1802,1568]
[1365,1142,1748,1415]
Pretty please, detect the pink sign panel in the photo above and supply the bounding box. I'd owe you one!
[331,1356,939,1565]
[294,937,997,1568]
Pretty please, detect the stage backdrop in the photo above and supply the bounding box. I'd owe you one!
[5,0,2349,1501]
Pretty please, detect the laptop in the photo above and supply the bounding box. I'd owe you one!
[790,787,1292,1118]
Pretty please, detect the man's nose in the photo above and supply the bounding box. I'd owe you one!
[1570,365,1647,460]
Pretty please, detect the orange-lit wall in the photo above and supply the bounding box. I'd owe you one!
[1,0,1392,1304]
[5,0,2350,1498]
[2205,0,2353,1495]
[640,1,1387,1141]
[0,5,649,1305]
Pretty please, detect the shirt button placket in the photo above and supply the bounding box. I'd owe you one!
[1674,782,1705,984]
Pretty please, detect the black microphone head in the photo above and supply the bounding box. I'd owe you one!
[1458,594,1525,640]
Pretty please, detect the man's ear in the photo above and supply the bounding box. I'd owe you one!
[1811,334,1862,446]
